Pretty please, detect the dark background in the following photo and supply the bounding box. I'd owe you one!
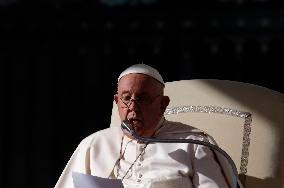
[0,0,283,188]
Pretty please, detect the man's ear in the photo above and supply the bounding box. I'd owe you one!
[161,96,170,112]
[114,94,119,104]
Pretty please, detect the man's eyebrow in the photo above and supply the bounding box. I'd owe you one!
[120,91,149,96]
[120,91,130,95]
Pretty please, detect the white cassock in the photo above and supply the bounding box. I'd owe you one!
[54,119,234,188]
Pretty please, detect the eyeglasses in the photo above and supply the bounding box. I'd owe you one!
[119,94,162,108]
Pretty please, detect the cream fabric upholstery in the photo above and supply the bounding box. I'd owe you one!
[110,79,284,188]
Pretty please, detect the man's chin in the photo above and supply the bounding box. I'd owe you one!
[131,123,145,135]
[132,124,143,133]
[130,121,152,137]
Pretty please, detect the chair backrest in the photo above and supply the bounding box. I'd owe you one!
[110,79,284,188]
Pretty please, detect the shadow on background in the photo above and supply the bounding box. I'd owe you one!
[0,1,284,188]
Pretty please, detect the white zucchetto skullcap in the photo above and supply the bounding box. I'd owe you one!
[118,64,164,85]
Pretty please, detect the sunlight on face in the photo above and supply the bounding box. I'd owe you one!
[115,73,167,137]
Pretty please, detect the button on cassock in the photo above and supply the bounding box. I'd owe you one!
[139,156,144,162]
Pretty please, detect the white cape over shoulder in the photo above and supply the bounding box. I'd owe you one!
[54,120,240,188]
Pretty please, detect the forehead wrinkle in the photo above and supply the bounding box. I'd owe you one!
[118,79,138,95]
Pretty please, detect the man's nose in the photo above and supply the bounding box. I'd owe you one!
[127,99,139,111]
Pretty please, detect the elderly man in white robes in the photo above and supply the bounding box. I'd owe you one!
[54,64,232,188]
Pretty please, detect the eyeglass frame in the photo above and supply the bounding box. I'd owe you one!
[118,93,162,108]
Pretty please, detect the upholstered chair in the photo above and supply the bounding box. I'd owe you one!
[111,79,284,188]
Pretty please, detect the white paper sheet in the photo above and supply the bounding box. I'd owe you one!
[72,172,124,188]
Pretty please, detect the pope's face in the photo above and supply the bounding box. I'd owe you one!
[115,74,170,137]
